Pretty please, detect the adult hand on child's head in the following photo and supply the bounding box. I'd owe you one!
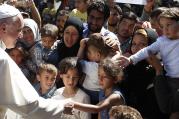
[105,37,120,52]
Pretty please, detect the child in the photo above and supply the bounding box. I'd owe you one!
[55,10,69,40]
[40,23,58,62]
[69,0,89,22]
[109,105,143,119]
[52,57,91,119]
[77,33,115,106]
[116,7,179,118]
[65,58,125,119]
[34,63,58,99]
[8,44,34,83]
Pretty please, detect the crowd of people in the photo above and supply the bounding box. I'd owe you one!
[0,0,179,119]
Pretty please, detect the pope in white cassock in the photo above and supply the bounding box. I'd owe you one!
[0,4,70,119]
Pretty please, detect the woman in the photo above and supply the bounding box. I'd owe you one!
[47,17,83,67]
[120,28,168,119]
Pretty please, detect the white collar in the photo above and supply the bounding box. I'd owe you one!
[0,41,6,50]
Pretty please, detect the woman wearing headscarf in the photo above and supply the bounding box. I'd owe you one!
[47,17,84,67]
[21,18,41,83]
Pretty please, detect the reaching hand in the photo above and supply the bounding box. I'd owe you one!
[63,102,74,115]
[112,52,131,69]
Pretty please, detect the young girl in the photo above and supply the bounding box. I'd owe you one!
[65,58,125,119]
[8,44,34,83]
[52,57,91,119]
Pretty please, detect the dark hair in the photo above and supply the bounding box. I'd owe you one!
[119,11,139,23]
[41,23,59,40]
[58,57,82,76]
[7,45,29,62]
[109,105,143,119]
[63,17,84,41]
[87,0,110,21]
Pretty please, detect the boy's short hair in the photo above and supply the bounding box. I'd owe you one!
[159,7,179,22]
[99,58,123,81]
[37,63,58,76]
[58,57,82,76]
[87,33,113,57]
[109,105,143,119]
[41,23,59,40]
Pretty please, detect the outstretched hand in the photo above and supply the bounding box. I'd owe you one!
[112,52,131,69]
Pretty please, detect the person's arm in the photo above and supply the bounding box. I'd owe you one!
[71,93,123,113]
[0,48,70,119]
[140,0,155,21]
[77,38,88,59]
[27,0,41,29]
[130,38,160,64]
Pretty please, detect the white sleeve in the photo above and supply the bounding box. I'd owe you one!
[0,48,66,119]
[130,39,161,64]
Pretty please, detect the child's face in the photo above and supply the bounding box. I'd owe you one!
[75,0,88,12]
[56,15,68,32]
[131,34,148,54]
[159,17,178,39]
[9,49,23,65]
[61,68,80,89]
[87,45,100,62]
[22,26,34,45]
[41,36,56,49]
[150,17,163,36]
[64,25,79,48]
[37,71,57,92]
[98,67,115,90]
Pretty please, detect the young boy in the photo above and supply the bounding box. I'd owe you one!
[40,23,58,62]
[109,105,143,119]
[69,0,89,22]
[34,63,58,99]
[77,33,115,105]
[116,7,179,119]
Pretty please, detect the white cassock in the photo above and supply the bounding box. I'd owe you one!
[0,41,66,119]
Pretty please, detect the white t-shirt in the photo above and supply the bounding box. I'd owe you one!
[81,60,100,91]
[52,87,91,119]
